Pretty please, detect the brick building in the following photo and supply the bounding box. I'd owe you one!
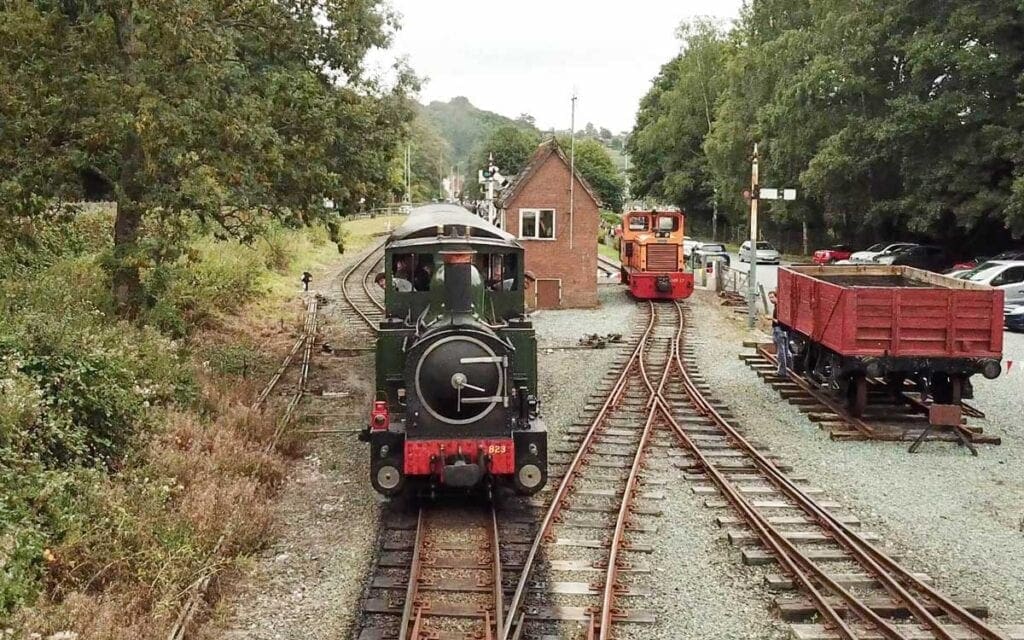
[497,139,601,309]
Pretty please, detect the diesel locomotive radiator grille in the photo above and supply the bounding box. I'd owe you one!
[645,244,678,271]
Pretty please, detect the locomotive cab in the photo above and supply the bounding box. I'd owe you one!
[364,205,547,498]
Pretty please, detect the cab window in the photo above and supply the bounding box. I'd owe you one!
[656,215,679,232]
[628,215,649,231]
[391,253,434,292]
[483,253,519,291]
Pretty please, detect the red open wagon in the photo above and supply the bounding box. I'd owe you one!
[776,265,1003,416]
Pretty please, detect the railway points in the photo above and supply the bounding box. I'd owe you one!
[333,221,1021,640]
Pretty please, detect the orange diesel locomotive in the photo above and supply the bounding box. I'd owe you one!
[619,208,694,300]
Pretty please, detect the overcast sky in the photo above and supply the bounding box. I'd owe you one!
[370,0,744,134]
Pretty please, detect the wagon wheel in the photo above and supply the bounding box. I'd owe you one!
[848,375,868,418]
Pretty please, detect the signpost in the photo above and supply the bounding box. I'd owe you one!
[746,144,797,328]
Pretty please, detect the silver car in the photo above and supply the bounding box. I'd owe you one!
[739,240,780,264]
[961,260,1024,307]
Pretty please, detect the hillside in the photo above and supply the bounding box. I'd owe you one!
[419,97,538,169]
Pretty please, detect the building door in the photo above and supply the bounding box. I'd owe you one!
[536,278,561,309]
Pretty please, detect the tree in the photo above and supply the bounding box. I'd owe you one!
[633,2,1024,252]
[629,18,729,228]
[464,126,542,198]
[557,137,626,212]
[0,0,415,315]
[517,113,537,127]
[406,113,452,202]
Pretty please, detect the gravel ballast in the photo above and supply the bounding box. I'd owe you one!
[687,288,1024,624]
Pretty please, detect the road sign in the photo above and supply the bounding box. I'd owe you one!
[760,188,779,200]
[783,189,797,201]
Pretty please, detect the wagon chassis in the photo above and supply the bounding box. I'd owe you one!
[742,344,1000,451]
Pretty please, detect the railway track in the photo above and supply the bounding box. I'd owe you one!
[353,292,1018,639]
[740,345,1000,450]
[663,302,1018,640]
[170,296,319,640]
[596,254,620,278]
[359,502,515,640]
[340,239,386,337]
[504,300,1017,639]
[501,302,672,639]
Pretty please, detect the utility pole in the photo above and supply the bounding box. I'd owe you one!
[748,144,760,329]
[745,145,797,328]
[404,144,411,204]
[569,90,577,250]
[712,187,719,241]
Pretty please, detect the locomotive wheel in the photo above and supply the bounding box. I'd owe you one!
[371,458,405,496]
[848,375,868,418]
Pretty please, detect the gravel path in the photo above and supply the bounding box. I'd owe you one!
[687,288,1024,624]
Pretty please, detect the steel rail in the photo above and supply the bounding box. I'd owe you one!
[489,505,504,640]
[251,335,305,410]
[501,303,657,640]
[362,253,385,311]
[341,240,386,331]
[655,305,871,639]
[672,303,1008,640]
[597,304,673,640]
[397,508,426,640]
[753,345,877,439]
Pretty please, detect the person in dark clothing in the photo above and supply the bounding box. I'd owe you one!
[412,261,433,291]
[769,290,790,376]
[301,271,313,291]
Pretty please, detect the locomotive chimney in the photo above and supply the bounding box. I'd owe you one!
[441,249,475,315]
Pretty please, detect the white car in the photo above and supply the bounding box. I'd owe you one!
[848,242,917,263]
[739,240,781,264]
[961,260,1024,306]
[683,235,700,258]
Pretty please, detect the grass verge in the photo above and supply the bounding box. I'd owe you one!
[0,208,395,638]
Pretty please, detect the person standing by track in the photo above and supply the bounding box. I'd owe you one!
[769,290,790,376]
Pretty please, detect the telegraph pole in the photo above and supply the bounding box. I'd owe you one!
[404,144,412,203]
[745,144,797,328]
[569,91,577,249]
[748,144,760,329]
[712,187,719,241]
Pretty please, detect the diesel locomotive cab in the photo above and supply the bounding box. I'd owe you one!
[364,205,547,498]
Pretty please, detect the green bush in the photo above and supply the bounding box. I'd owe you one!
[0,211,332,618]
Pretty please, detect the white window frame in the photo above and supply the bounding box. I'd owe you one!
[519,208,556,240]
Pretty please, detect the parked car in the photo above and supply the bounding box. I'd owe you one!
[990,250,1024,261]
[848,242,917,263]
[947,255,990,276]
[878,245,954,272]
[962,260,1024,306]
[683,235,700,258]
[691,242,730,269]
[812,244,854,264]
[739,240,781,264]
[1005,305,1024,332]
